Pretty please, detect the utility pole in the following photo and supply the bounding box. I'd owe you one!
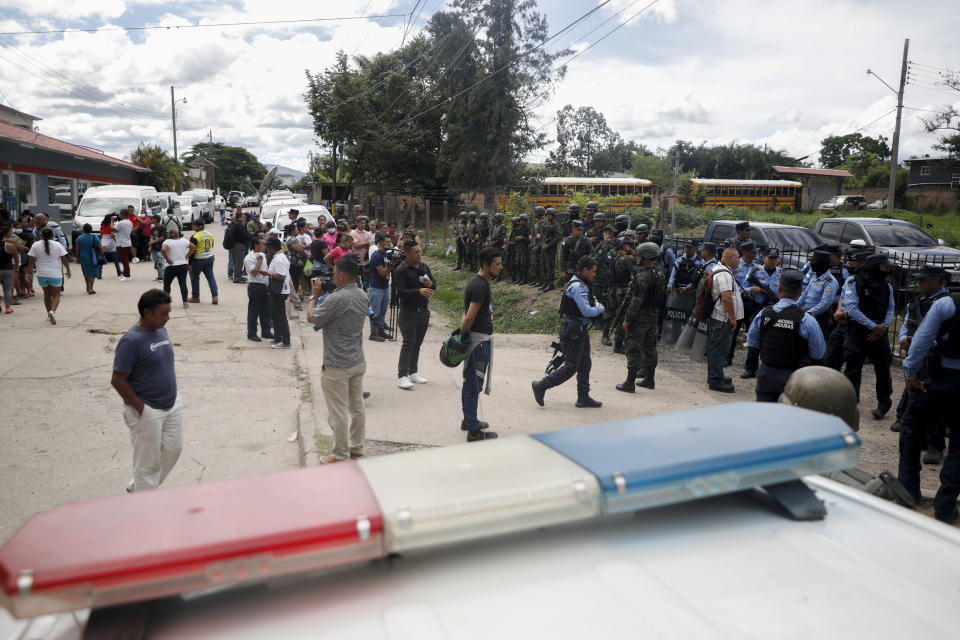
[170,86,178,161]
[887,38,909,214]
[670,152,679,237]
[208,130,215,193]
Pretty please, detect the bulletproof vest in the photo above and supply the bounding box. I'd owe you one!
[511,225,529,244]
[559,277,592,318]
[612,254,633,287]
[906,290,948,335]
[854,273,891,323]
[466,222,476,236]
[478,223,489,238]
[675,256,698,286]
[936,295,960,360]
[634,266,666,309]
[758,304,808,369]
[542,220,559,242]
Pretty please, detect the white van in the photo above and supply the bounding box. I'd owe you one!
[72,185,161,240]
[183,189,215,223]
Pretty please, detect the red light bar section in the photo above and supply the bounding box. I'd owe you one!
[0,463,383,619]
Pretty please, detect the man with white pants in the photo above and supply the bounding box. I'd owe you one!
[111,289,183,491]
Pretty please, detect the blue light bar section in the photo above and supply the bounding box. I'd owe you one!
[532,403,859,515]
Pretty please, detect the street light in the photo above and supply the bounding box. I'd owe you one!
[171,86,187,162]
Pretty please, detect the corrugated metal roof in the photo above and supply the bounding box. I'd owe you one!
[771,166,853,178]
[0,121,150,173]
[691,178,802,186]
[543,177,651,185]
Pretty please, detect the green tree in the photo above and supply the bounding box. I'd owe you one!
[181,142,267,194]
[129,144,184,192]
[666,140,795,179]
[818,133,890,168]
[631,150,673,191]
[547,105,626,176]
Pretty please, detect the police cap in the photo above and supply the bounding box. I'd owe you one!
[812,250,831,264]
[701,241,718,253]
[916,264,947,280]
[739,240,757,253]
[780,268,804,289]
[637,241,660,260]
[735,221,751,232]
[593,212,606,222]
[765,248,780,259]
[847,248,872,262]
[865,253,890,268]
[685,239,699,248]
[823,243,843,256]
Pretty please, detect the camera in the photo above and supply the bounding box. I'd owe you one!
[385,247,405,265]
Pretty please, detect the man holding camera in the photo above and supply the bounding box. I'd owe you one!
[393,241,436,390]
[366,232,391,342]
[309,257,369,463]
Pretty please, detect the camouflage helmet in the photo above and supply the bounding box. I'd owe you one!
[618,230,637,243]
[603,224,616,235]
[593,212,606,223]
[616,236,635,251]
[637,241,661,260]
[336,203,346,213]
[779,366,860,432]
[545,207,557,217]
[567,203,581,216]
[468,211,478,219]
[459,211,468,219]
[533,206,545,217]
[614,214,630,232]
[493,212,504,223]
[571,219,583,230]
[585,201,599,211]
[635,223,650,235]
[515,214,528,223]
[479,212,490,221]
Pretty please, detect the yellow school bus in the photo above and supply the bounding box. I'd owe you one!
[690,179,802,211]
[529,177,654,211]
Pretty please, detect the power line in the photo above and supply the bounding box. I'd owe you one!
[548,0,658,75]
[850,107,896,135]
[0,13,407,36]
[908,61,957,74]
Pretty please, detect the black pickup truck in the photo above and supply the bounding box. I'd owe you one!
[664,220,823,270]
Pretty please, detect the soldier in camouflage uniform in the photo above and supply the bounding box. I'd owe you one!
[560,220,592,282]
[476,213,492,250]
[609,237,636,353]
[489,212,507,282]
[465,212,479,271]
[529,206,545,288]
[454,211,469,271]
[585,212,606,248]
[584,201,598,229]
[507,214,531,284]
[592,225,617,345]
[616,242,666,393]
[561,203,580,238]
[539,207,561,292]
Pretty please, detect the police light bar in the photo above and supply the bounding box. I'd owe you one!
[533,402,859,515]
[359,437,601,553]
[0,464,383,619]
[0,404,859,621]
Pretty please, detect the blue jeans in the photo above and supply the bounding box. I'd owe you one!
[462,341,490,432]
[190,256,218,299]
[707,318,734,385]
[368,286,389,330]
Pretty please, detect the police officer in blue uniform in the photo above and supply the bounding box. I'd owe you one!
[897,287,960,523]
[532,255,605,409]
[745,269,826,402]
[839,253,895,419]
[700,241,719,274]
[797,250,839,335]
[727,240,761,366]
[891,265,950,465]
[741,248,782,379]
[667,240,703,293]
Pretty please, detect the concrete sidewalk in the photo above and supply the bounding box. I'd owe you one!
[0,222,302,543]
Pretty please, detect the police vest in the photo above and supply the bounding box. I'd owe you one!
[559,277,592,319]
[675,257,699,286]
[936,295,960,360]
[191,230,215,257]
[906,290,949,335]
[854,273,890,323]
[758,305,808,369]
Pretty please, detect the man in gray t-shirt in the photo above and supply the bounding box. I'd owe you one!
[111,289,182,492]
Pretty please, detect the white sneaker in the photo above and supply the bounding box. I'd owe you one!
[48,310,56,325]
[409,372,428,384]
[398,376,414,390]
[118,275,130,281]
[132,257,140,264]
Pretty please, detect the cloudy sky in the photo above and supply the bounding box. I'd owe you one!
[0,0,957,174]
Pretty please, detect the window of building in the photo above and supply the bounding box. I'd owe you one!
[48,176,75,219]
[920,166,931,176]
[16,173,34,207]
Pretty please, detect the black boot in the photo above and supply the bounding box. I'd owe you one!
[638,366,655,389]
[601,328,612,346]
[613,340,625,354]
[542,283,555,292]
[575,394,602,408]
[616,368,637,393]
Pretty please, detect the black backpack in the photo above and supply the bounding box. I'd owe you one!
[695,266,725,321]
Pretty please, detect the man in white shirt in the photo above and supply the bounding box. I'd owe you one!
[244,237,272,342]
[265,236,291,349]
[707,248,744,393]
[114,214,134,279]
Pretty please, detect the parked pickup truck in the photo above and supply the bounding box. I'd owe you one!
[814,217,960,288]
[664,220,824,272]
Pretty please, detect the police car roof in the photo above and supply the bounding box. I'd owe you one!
[6,475,956,639]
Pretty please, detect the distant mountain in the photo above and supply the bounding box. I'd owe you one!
[263,164,306,181]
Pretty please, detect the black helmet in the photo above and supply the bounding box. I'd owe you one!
[636,223,650,234]
[545,207,556,217]
[614,214,629,232]
[585,201,599,211]
[494,212,504,223]
[593,212,606,222]
[567,203,580,216]
[515,214,528,223]
[533,206,545,217]
[617,237,635,251]
[571,219,583,230]
[459,211,468,219]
